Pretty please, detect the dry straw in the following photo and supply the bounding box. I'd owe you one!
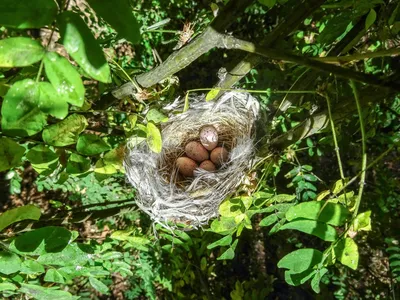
[124,91,260,228]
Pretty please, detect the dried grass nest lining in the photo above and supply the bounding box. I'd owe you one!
[124,92,260,227]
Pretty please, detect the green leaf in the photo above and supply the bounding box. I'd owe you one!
[37,81,69,119]
[37,243,93,267]
[20,283,78,300]
[1,79,47,136]
[0,251,21,275]
[26,145,59,175]
[89,277,109,294]
[286,201,350,226]
[207,235,232,249]
[95,144,125,174]
[268,194,296,203]
[66,153,91,174]
[57,11,111,83]
[146,108,168,123]
[217,247,235,260]
[11,226,71,255]
[209,217,237,235]
[311,268,328,293]
[86,0,141,44]
[76,134,111,156]
[258,0,277,9]
[279,220,338,242]
[0,0,58,29]
[284,269,316,286]
[206,88,221,101]
[0,137,25,172]
[0,204,41,232]
[334,238,359,270]
[110,231,150,245]
[21,260,45,275]
[44,269,65,284]
[352,210,372,232]
[42,114,88,146]
[0,37,45,67]
[259,214,278,227]
[146,122,162,153]
[44,52,85,107]
[0,282,17,292]
[278,248,323,273]
[365,9,377,30]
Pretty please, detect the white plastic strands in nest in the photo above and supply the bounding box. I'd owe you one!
[124,91,260,228]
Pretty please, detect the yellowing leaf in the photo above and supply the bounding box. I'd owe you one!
[206,88,221,101]
[334,238,359,270]
[146,122,162,153]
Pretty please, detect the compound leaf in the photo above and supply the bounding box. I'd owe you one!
[57,11,111,83]
[44,51,85,107]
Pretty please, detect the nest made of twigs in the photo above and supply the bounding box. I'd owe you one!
[124,91,259,228]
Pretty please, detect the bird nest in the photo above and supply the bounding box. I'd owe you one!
[124,91,259,228]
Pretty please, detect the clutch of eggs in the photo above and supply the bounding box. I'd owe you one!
[176,125,229,178]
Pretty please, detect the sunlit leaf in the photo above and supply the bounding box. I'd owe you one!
[89,277,109,294]
[352,210,372,232]
[209,217,237,235]
[86,0,141,44]
[37,243,93,267]
[286,201,350,226]
[146,108,168,123]
[21,260,45,275]
[0,37,45,67]
[57,11,111,83]
[0,0,58,29]
[20,283,79,300]
[94,143,125,174]
[37,82,69,119]
[0,282,17,292]
[284,269,316,286]
[0,137,25,172]
[259,214,278,227]
[278,248,323,273]
[207,235,232,249]
[1,79,47,136]
[0,204,41,232]
[0,251,21,275]
[217,247,235,260]
[311,267,328,293]
[42,114,88,146]
[206,88,221,101]
[279,220,338,241]
[44,269,65,284]
[146,122,162,153]
[44,52,85,107]
[334,238,359,270]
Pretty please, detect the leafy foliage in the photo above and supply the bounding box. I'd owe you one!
[0,0,399,298]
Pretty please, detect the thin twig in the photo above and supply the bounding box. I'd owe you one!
[350,80,367,218]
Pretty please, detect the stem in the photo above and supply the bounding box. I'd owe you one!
[185,87,316,95]
[36,27,56,82]
[314,48,400,64]
[107,54,143,93]
[350,80,367,218]
[325,92,347,201]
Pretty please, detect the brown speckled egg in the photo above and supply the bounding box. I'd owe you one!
[199,125,218,151]
[199,160,216,172]
[185,141,209,162]
[210,147,229,165]
[176,157,198,177]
